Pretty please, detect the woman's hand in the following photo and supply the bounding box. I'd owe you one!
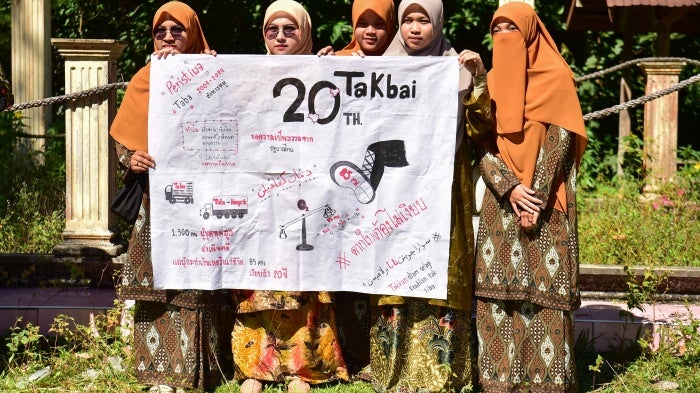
[153,47,181,59]
[457,49,486,77]
[317,46,336,56]
[203,48,218,56]
[508,184,543,217]
[130,151,155,174]
[519,210,540,230]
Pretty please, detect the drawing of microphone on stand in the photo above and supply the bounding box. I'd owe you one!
[330,140,409,204]
[279,199,336,251]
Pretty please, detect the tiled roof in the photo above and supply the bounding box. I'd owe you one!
[607,0,700,6]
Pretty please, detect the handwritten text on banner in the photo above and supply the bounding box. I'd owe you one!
[148,55,458,299]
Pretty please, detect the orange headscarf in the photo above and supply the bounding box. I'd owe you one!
[109,1,210,152]
[336,0,396,56]
[487,2,587,212]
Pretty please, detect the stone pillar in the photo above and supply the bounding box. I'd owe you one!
[617,77,632,177]
[11,0,51,156]
[639,61,685,193]
[51,39,126,261]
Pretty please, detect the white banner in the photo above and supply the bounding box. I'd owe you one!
[148,54,458,299]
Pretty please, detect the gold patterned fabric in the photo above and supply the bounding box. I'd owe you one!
[235,290,332,313]
[474,125,581,392]
[115,142,233,389]
[369,64,492,392]
[369,299,473,393]
[231,293,349,384]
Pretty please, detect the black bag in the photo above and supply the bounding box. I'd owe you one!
[110,172,146,223]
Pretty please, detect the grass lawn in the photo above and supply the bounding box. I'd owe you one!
[2,306,699,393]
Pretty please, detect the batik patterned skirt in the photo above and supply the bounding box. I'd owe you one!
[369,299,473,393]
[119,193,233,390]
[476,299,577,393]
[133,301,230,390]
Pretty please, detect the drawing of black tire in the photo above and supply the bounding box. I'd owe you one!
[238,212,245,218]
[202,212,210,219]
[216,213,223,219]
[169,198,176,204]
[185,198,192,204]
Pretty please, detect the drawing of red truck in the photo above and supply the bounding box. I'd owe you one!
[164,181,194,204]
[200,195,248,219]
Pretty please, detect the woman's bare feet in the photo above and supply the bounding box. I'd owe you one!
[240,378,263,393]
[287,377,310,393]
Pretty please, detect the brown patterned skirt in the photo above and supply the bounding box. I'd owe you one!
[133,301,232,390]
[476,299,577,393]
[120,199,233,390]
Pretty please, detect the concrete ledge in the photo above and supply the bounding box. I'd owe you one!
[579,264,700,295]
[575,299,700,352]
[0,287,117,334]
[0,257,697,353]
[0,253,118,288]
[2,256,698,295]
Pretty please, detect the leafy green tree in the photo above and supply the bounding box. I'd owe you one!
[0,0,697,187]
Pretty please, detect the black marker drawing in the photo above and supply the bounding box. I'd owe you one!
[164,181,194,204]
[200,195,248,219]
[279,199,336,251]
[330,140,409,204]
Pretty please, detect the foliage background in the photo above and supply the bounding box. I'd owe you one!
[0,0,697,161]
[0,0,698,258]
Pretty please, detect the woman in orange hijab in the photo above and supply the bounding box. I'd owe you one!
[109,2,232,391]
[314,0,397,379]
[471,3,587,392]
[317,0,396,56]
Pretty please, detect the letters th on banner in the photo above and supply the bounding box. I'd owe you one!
[148,55,459,299]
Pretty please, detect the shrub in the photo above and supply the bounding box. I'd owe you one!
[0,112,65,253]
[577,143,700,267]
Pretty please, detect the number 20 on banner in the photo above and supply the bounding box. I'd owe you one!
[273,78,340,124]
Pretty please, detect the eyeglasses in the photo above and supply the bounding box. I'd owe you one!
[265,25,298,39]
[153,25,185,39]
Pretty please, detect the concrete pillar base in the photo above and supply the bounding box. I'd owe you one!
[53,240,126,263]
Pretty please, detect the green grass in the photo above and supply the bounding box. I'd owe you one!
[2,302,699,393]
[586,318,700,393]
[2,112,700,392]
[577,162,700,268]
